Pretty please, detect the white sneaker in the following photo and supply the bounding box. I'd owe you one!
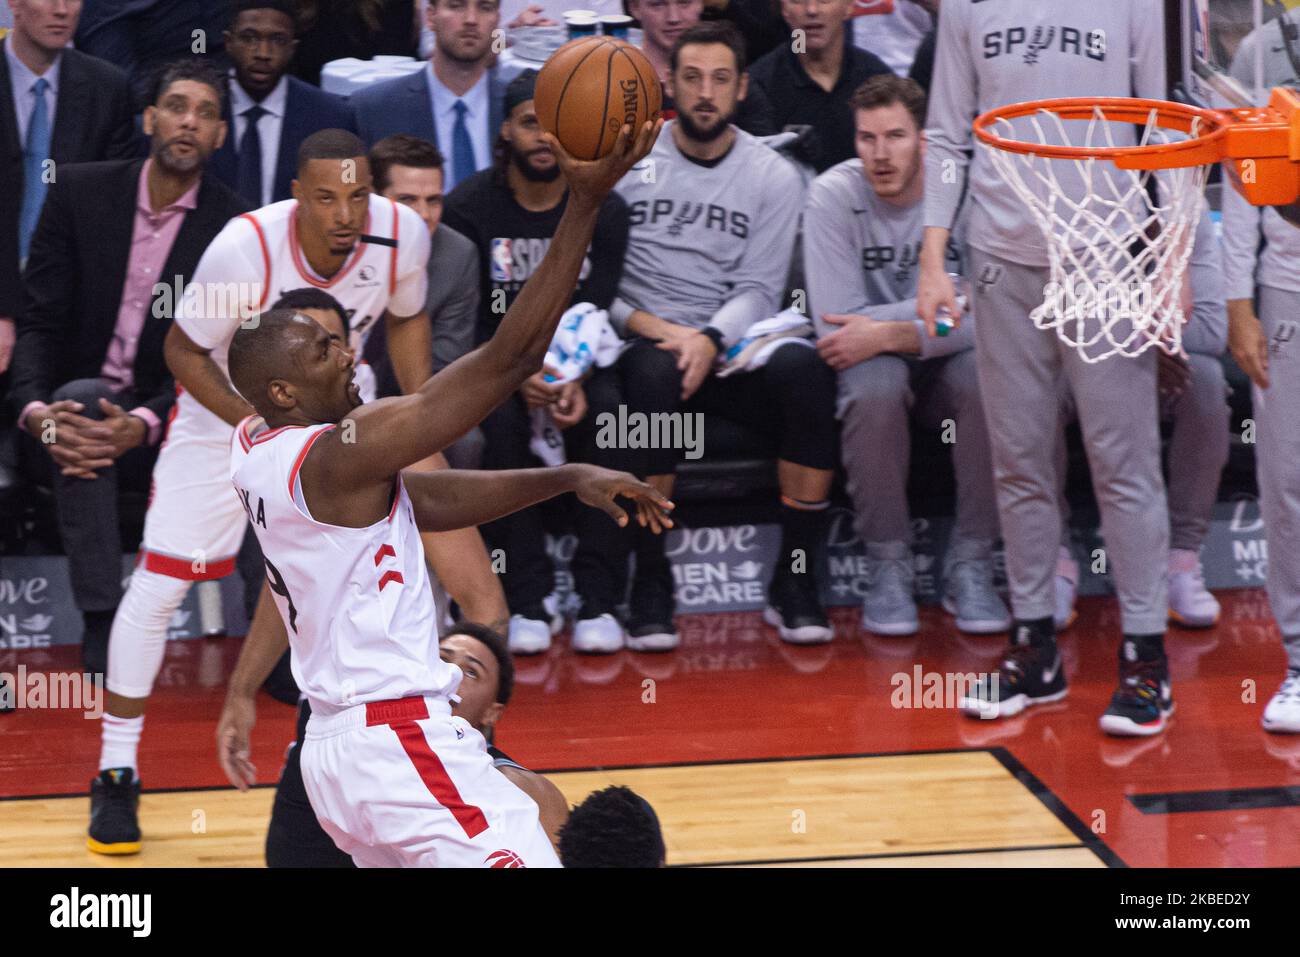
[572,613,625,654]
[1263,671,1300,734]
[1055,546,1078,631]
[507,615,555,655]
[1167,549,1220,628]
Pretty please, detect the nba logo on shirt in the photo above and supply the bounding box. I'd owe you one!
[490,238,513,282]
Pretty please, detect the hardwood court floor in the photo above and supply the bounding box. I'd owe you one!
[0,753,1104,868]
[1,589,1297,867]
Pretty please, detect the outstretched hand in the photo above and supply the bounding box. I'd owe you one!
[572,464,675,533]
[542,116,663,205]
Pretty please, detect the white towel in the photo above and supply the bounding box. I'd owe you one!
[529,303,626,465]
[715,309,816,378]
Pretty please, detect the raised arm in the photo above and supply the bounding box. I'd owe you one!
[305,120,663,508]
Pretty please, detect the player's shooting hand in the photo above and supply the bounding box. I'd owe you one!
[670,331,717,401]
[216,693,258,791]
[551,380,588,428]
[543,116,664,205]
[571,464,676,533]
[916,263,957,338]
[521,365,564,409]
[1228,302,1270,390]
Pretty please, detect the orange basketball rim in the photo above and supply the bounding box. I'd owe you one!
[974,86,1300,206]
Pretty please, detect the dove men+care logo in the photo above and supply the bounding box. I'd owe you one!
[665,526,768,609]
[0,573,54,649]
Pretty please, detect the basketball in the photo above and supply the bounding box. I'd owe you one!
[533,36,662,161]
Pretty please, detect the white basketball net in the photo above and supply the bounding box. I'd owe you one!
[984,106,1211,362]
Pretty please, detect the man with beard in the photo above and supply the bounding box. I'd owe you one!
[352,0,508,191]
[442,70,633,655]
[8,59,246,678]
[584,21,833,651]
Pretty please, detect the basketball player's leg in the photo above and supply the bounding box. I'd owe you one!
[1255,286,1300,733]
[478,395,559,652]
[959,249,1067,719]
[90,433,249,854]
[265,699,355,868]
[689,343,838,644]
[608,339,688,653]
[917,349,1008,634]
[836,353,919,635]
[1053,386,1080,630]
[1064,334,1173,736]
[302,705,560,868]
[1165,353,1230,627]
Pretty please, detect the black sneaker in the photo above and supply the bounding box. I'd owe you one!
[1099,654,1174,737]
[625,569,679,652]
[763,574,832,645]
[959,634,1068,720]
[87,768,142,855]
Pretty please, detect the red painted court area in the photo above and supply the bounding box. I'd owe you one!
[2,588,1297,868]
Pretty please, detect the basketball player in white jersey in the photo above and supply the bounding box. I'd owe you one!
[227,118,665,867]
[88,129,436,855]
[917,1,1176,736]
[1224,173,1300,734]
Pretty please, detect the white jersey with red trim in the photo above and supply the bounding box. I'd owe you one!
[229,417,460,716]
[173,194,430,438]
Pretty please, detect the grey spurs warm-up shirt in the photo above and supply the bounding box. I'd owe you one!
[804,157,973,359]
[609,122,805,347]
[922,0,1167,267]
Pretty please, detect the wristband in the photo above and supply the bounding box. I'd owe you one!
[699,327,725,352]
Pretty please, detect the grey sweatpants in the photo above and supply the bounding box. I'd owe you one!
[837,350,999,556]
[1255,286,1300,636]
[970,248,1169,634]
[1056,352,1230,552]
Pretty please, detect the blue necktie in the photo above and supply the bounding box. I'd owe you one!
[19,77,51,264]
[236,104,267,206]
[450,99,475,191]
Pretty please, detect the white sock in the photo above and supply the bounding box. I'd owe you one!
[99,714,144,773]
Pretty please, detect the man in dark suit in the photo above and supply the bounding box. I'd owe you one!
[351,0,507,191]
[0,0,136,379]
[208,0,356,207]
[8,59,247,676]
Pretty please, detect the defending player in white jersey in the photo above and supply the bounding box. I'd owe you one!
[88,129,435,855]
[225,117,666,867]
[917,1,1176,736]
[1223,174,1300,734]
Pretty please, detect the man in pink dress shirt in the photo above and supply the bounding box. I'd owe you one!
[7,59,247,681]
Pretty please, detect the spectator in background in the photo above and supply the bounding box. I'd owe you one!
[628,0,701,85]
[700,0,787,64]
[558,785,666,868]
[442,70,631,655]
[209,0,355,207]
[598,23,833,651]
[2,0,136,376]
[75,0,235,108]
[850,0,933,76]
[7,59,246,676]
[362,133,485,467]
[352,0,507,191]
[289,0,417,87]
[803,74,1005,638]
[747,0,893,174]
